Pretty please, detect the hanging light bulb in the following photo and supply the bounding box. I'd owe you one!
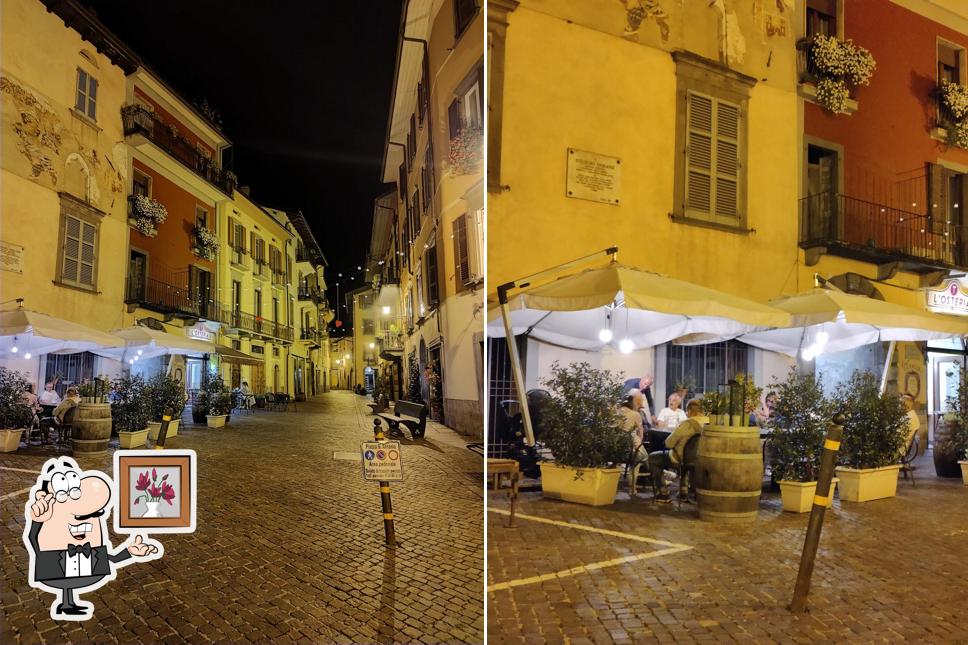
[11,346,18,353]
[24,352,31,359]
[598,328,613,343]
[129,359,135,364]
[137,349,143,356]
[619,338,634,354]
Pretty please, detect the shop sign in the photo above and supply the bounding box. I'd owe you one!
[566,148,621,205]
[926,279,968,316]
[187,326,215,342]
[1,241,24,273]
[361,441,403,482]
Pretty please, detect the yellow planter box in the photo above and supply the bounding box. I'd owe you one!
[835,465,900,502]
[0,428,22,452]
[147,420,180,440]
[778,478,839,513]
[118,429,148,449]
[960,461,968,487]
[540,463,621,506]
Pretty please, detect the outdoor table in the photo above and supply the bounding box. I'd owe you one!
[646,428,672,451]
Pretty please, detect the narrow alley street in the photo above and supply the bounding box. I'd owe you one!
[1,392,484,644]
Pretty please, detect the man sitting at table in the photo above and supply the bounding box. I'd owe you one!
[648,398,703,503]
[37,382,61,406]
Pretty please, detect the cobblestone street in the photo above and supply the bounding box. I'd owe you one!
[488,457,968,644]
[1,391,484,644]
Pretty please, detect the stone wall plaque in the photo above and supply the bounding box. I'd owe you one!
[1,240,24,273]
[566,148,621,205]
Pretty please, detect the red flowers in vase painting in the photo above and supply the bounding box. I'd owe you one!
[134,468,176,517]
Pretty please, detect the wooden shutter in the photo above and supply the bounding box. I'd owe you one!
[453,214,470,286]
[448,99,461,140]
[928,162,948,234]
[398,162,407,199]
[426,245,439,307]
[62,215,96,287]
[685,92,713,214]
[684,92,741,219]
[715,101,740,217]
[228,217,237,247]
[408,115,416,166]
[477,66,485,118]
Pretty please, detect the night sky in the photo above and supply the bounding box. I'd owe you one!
[83,1,403,333]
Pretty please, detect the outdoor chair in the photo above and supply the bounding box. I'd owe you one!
[265,392,277,410]
[274,393,290,411]
[50,406,76,450]
[675,434,701,508]
[900,434,920,486]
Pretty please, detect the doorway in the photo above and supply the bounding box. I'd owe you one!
[129,250,147,301]
[190,266,213,319]
[927,339,967,449]
[186,358,204,392]
[805,144,840,241]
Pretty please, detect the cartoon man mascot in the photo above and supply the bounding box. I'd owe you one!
[23,457,163,620]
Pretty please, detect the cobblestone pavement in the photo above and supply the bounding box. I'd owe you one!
[1,391,484,644]
[488,455,968,644]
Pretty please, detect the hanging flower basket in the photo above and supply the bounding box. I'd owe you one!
[805,34,876,115]
[447,126,483,176]
[193,225,220,260]
[129,195,168,237]
[939,81,968,149]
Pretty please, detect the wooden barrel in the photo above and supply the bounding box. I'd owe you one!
[934,419,963,478]
[72,403,112,455]
[695,426,763,523]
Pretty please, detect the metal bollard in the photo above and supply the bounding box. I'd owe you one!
[790,412,845,613]
[154,406,174,450]
[373,419,397,548]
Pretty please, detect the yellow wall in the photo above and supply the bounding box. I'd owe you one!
[489,4,801,303]
[1,0,130,334]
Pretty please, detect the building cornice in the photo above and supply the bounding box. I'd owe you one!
[41,0,140,73]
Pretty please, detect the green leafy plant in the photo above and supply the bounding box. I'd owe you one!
[77,375,110,403]
[733,373,763,415]
[0,367,35,429]
[835,371,906,469]
[768,368,835,482]
[110,375,151,433]
[700,391,727,416]
[146,373,186,421]
[540,362,632,470]
[200,374,231,416]
[942,367,968,466]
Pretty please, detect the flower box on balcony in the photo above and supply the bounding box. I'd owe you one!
[796,35,875,115]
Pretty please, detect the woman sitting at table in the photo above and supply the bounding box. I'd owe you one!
[656,392,688,429]
[618,390,648,462]
[754,392,778,428]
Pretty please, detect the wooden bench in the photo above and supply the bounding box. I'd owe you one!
[377,400,428,439]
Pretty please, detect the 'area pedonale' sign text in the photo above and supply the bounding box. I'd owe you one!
[926,279,968,316]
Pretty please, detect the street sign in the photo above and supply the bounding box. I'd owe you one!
[361,440,403,482]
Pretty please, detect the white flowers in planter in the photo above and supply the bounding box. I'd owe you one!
[131,195,168,237]
[193,225,220,260]
[940,81,968,149]
[809,34,876,114]
[448,126,484,176]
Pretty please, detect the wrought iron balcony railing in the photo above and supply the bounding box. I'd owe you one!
[800,192,968,269]
[221,308,294,342]
[122,105,235,196]
[125,275,222,321]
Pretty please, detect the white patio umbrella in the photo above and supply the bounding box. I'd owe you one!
[92,326,216,362]
[739,288,968,358]
[491,262,791,444]
[488,263,791,350]
[0,307,125,357]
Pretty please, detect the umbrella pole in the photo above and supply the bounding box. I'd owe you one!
[497,282,535,447]
[879,340,896,395]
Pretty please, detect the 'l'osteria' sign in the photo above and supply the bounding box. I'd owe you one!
[926,279,968,316]
[566,149,621,205]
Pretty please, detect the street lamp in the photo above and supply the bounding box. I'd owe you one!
[382,306,391,315]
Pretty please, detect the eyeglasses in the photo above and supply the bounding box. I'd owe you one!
[54,488,82,503]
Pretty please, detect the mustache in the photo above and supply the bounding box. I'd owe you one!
[73,509,105,521]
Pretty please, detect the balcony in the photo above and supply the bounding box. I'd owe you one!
[299,327,322,346]
[252,262,269,282]
[228,245,250,270]
[122,105,235,196]
[271,269,286,287]
[295,246,312,263]
[378,331,404,355]
[125,275,222,322]
[221,308,293,342]
[799,193,967,271]
[297,286,325,304]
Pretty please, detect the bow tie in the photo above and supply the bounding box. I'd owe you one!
[67,543,92,557]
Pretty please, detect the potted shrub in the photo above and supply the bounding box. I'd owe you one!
[834,371,907,502]
[800,34,876,114]
[202,375,230,428]
[146,373,185,440]
[111,375,150,449]
[192,391,209,423]
[0,367,34,452]
[539,362,632,506]
[768,369,837,512]
[937,368,968,478]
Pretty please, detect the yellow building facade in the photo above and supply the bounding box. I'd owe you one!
[379,0,485,436]
[0,0,136,386]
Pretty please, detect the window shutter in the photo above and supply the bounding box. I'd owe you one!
[453,214,470,286]
[927,162,947,234]
[398,162,407,199]
[448,99,461,140]
[477,66,485,118]
[228,218,236,247]
[62,216,94,286]
[426,245,439,307]
[685,92,713,214]
[87,77,97,119]
[715,100,740,217]
[75,70,86,112]
[426,140,435,197]
[408,115,416,166]
[239,225,247,252]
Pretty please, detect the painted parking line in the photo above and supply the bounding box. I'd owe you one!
[0,466,42,474]
[487,508,694,592]
[0,467,41,500]
[1,487,34,500]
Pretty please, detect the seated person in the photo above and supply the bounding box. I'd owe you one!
[239,381,255,407]
[754,392,778,428]
[617,391,647,462]
[37,382,61,406]
[656,392,688,429]
[899,394,919,459]
[622,375,657,427]
[648,398,703,503]
[45,387,80,440]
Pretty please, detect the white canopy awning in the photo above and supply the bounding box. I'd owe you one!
[488,263,791,350]
[739,288,968,357]
[0,308,125,356]
[93,326,215,361]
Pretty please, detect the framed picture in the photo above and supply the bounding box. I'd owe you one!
[113,450,197,534]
